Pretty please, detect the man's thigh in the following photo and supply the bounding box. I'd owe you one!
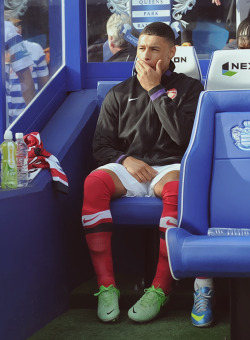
[97,168,127,199]
[97,163,181,198]
[96,163,149,198]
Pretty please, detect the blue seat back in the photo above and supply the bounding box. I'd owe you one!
[178,90,250,235]
[97,80,122,107]
[211,111,250,229]
[167,90,250,279]
[178,90,214,234]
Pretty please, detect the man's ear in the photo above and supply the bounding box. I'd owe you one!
[110,41,116,49]
[170,45,176,59]
[108,36,116,49]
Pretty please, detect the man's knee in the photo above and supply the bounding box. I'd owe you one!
[97,169,127,198]
[82,170,116,227]
[84,170,115,194]
[82,169,127,228]
[154,170,180,198]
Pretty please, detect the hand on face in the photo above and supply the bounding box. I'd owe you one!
[212,0,221,5]
[136,58,162,91]
[135,34,175,91]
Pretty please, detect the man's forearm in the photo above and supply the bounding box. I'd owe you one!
[38,75,50,91]
[16,67,36,105]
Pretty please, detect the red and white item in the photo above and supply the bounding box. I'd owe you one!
[166,88,177,100]
[23,132,69,194]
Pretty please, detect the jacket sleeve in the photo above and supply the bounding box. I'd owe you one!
[93,89,127,166]
[148,79,204,146]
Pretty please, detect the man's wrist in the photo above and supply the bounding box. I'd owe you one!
[149,84,166,101]
[116,154,127,164]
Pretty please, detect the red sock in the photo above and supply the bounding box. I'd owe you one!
[85,227,115,287]
[152,181,179,295]
[82,170,116,287]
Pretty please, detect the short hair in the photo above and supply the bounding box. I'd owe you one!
[4,0,27,20]
[139,22,175,46]
[106,13,133,48]
[237,16,250,49]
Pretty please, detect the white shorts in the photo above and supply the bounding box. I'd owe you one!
[97,163,180,197]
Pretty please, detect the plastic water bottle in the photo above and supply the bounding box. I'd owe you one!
[0,130,17,189]
[15,132,29,187]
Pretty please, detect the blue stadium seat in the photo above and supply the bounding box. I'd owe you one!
[166,90,250,279]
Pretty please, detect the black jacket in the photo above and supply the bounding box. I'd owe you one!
[93,61,204,167]
[106,44,137,62]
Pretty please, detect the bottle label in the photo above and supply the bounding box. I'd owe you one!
[8,142,16,168]
[1,141,17,189]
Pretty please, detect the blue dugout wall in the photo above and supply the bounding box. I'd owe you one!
[0,1,96,339]
[0,0,228,338]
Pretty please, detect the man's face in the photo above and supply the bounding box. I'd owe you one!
[136,34,176,74]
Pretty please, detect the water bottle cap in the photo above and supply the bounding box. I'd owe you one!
[4,130,13,140]
[15,132,24,139]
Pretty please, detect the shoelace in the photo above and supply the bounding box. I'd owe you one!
[94,285,119,305]
[194,289,212,313]
[139,286,165,307]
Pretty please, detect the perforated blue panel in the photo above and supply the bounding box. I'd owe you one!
[211,112,250,228]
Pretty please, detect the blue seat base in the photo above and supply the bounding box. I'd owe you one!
[167,227,250,279]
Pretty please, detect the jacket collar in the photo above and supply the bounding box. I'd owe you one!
[162,60,175,81]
